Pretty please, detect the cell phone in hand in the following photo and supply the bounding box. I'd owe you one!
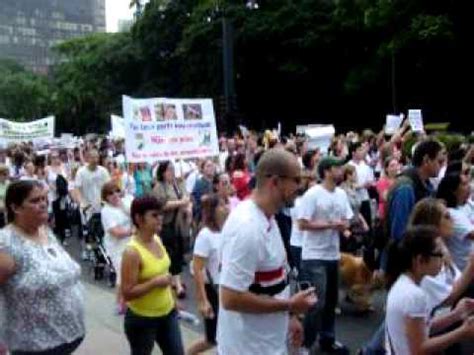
[297,281,314,292]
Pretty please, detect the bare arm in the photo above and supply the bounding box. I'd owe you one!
[442,258,474,307]
[406,316,470,354]
[163,199,186,212]
[0,252,15,285]
[121,247,172,302]
[298,218,334,232]
[220,285,290,314]
[220,285,317,315]
[192,256,210,304]
[107,226,132,239]
[299,218,349,233]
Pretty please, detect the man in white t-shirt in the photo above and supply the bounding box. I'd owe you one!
[348,142,374,227]
[298,157,353,354]
[218,149,317,355]
[73,149,110,259]
[73,149,110,213]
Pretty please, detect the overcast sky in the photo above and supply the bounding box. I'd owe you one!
[106,0,134,32]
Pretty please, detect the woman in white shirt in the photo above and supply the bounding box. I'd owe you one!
[101,181,133,313]
[187,193,229,355]
[437,173,474,271]
[408,198,474,311]
[385,226,474,354]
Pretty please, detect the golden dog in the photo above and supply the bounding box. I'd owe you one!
[339,252,380,312]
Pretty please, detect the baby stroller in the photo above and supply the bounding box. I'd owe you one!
[82,206,117,288]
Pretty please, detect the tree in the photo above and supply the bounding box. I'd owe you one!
[52,32,145,133]
[0,59,52,120]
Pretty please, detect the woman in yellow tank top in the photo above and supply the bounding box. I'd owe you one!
[121,196,184,355]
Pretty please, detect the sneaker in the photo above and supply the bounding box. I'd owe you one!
[319,340,349,354]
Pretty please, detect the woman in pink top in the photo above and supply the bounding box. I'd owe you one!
[375,157,400,220]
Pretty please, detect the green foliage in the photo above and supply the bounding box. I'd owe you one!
[52,32,144,133]
[0,59,52,120]
[0,0,469,133]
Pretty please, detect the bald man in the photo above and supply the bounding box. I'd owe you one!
[217,149,317,355]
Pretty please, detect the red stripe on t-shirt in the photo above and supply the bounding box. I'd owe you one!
[254,267,284,283]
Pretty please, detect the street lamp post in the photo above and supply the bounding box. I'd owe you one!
[219,1,258,131]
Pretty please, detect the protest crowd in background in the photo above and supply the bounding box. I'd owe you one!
[1,115,474,355]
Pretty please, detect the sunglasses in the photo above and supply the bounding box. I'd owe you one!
[278,175,302,185]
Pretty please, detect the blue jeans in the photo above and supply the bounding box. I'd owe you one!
[124,308,184,355]
[300,259,339,348]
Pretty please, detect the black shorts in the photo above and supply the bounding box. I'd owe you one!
[204,284,219,344]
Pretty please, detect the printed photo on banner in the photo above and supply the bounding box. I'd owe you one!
[183,104,203,120]
[163,104,178,120]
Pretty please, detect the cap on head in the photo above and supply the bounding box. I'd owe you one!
[317,157,345,179]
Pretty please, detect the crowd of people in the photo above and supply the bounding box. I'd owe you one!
[0,119,473,355]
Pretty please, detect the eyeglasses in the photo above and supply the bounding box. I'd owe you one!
[278,175,302,185]
[109,189,121,195]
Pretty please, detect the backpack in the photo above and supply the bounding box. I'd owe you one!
[56,174,69,197]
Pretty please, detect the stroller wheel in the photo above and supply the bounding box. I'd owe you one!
[94,265,105,280]
[108,271,117,288]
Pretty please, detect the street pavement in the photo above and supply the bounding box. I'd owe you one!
[66,237,384,354]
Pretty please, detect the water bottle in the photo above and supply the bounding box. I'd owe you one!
[178,310,200,325]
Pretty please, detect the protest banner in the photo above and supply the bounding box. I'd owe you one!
[385,114,403,135]
[296,124,335,154]
[0,116,55,145]
[408,109,424,132]
[122,96,219,162]
[110,114,126,138]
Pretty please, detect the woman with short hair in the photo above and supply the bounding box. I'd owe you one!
[121,195,184,355]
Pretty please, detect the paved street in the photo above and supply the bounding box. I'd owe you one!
[69,235,385,355]
[75,282,211,355]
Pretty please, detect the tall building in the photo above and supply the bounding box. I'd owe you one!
[0,0,106,74]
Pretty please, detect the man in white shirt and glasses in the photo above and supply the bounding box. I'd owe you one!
[218,148,317,355]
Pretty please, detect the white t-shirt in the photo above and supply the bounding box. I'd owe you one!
[386,274,430,355]
[101,202,131,280]
[290,197,303,248]
[217,199,290,355]
[193,227,221,284]
[348,160,374,202]
[446,206,474,270]
[299,184,353,261]
[75,165,110,212]
[420,264,461,313]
